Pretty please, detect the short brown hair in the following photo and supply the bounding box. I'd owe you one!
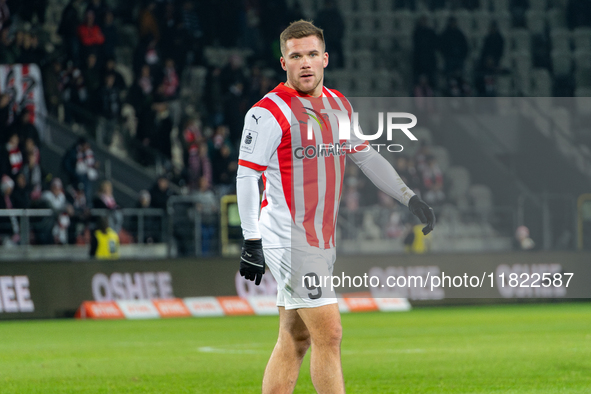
[280,20,325,56]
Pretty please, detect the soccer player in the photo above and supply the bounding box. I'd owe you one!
[237,20,435,394]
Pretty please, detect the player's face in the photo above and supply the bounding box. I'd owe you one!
[280,36,328,97]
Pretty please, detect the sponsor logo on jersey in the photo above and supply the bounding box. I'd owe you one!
[240,129,258,154]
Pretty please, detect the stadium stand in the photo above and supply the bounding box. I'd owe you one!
[1,0,589,255]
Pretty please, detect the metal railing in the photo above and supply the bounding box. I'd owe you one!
[0,208,164,246]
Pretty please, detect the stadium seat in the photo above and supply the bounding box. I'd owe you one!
[114,64,133,87]
[429,145,450,172]
[433,9,451,31]
[494,0,509,12]
[525,10,546,35]
[550,28,571,51]
[530,68,552,96]
[447,166,471,203]
[357,0,376,13]
[575,87,591,97]
[496,74,513,96]
[529,0,548,12]
[551,49,573,76]
[412,127,433,145]
[494,11,512,33]
[547,8,566,29]
[510,29,531,52]
[338,0,355,13]
[468,184,493,215]
[512,51,532,93]
[376,0,394,13]
[574,49,591,87]
[472,11,491,37]
[114,46,133,68]
[378,14,396,37]
[455,10,473,35]
[393,10,415,35]
[573,28,591,51]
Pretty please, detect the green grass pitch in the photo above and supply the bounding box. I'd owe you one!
[0,303,590,393]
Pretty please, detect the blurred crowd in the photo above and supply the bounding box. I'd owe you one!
[1,0,587,248]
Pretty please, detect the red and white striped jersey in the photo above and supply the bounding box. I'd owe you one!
[238,83,368,249]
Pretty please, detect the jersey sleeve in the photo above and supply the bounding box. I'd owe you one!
[238,106,283,171]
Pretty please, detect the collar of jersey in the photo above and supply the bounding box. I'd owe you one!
[274,83,326,97]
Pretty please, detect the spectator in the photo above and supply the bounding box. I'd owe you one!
[19,0,48,25]
[77,10,105,61]
[152,101,173,161]
[65,182,89,244]
[67,67,93,127]
[185,143,212,193]
[133,36,160,76]
[127,64,154,116]
[438,17,469,77]
[0,0,10,31]
[0,28,18,64]
[395,155,422,195]
[102,10,117,59]
[413,74,435,113]
[0,175,19,244]
[413,16,438,87]
[158,2,181,65]
[149,176,174,210]
[1,132,23,178]
[479,22,504,69]
[137,190,150,209]
[96,72,121,146]
[138,1,159,42]
[567,0,591,29]
[22,137,40,169]
[103,57,127,91]
[421,155,445,206]
[158,58,179,101]
[179,0,203,66]
[58,0,82,65]
[474,55,499,97]
[42,178,72,244]
[62,138,98,203]
[210,140,237,197]
[315,0,345,68]
[21,151,43,201]
[133,189,160,243]
[16,32,45,66]
[510,0,529,28]
[89,215,120,259]
[0,93,9,130]
[14,108,41,148]
[194,177,218,255]
[43,59,63,117]
[92,179,122,233]
[12,172,30,209]
[82,53,102,96]
[85,0,109,28]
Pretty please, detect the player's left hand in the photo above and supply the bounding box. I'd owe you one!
[408,195,436,235]
[240,239,266,285]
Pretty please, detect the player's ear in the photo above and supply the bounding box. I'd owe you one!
[280,57,287,71]
[324,52,329,68]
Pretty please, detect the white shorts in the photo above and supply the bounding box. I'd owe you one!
[264,246,338,310]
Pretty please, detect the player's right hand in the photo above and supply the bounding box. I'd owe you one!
[408,195,436,235]
[240,239,266,285]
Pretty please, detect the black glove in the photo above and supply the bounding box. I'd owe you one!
[240,239,266,285]
[408,195,436,235]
